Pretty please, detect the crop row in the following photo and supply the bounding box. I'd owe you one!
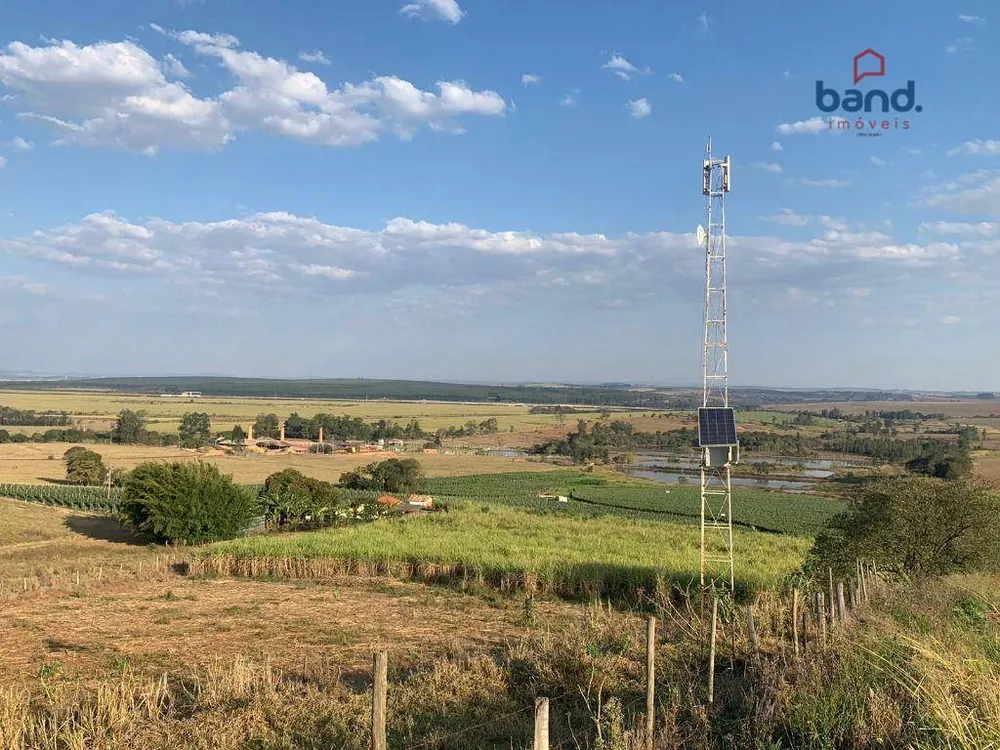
[422,472,845,536]
[0,483,123,512]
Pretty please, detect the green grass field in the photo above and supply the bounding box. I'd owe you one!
[199,472,828,598]
[202,502,810,598]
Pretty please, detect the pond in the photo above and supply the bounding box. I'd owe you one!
[624,468,816,493]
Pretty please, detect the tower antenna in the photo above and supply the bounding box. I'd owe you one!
[699,138,738,595]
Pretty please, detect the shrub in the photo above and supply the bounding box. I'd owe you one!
[121,461,258,544]
[809,476,1000,578]
[260,469,342,528]
[339,458,424,494]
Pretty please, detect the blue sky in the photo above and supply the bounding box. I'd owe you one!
[0,0,997,390]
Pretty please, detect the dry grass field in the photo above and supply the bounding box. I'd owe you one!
[973,452,1000,482]
[0,499,582,688]
[0,388,660,434]
[770,400,1000,418]
[0,442,564,485]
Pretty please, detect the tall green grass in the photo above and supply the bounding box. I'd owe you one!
[201,502,811,598]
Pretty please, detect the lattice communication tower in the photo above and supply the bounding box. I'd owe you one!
[698,139,739,594]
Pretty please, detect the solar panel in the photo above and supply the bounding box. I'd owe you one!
[698,407,738,447]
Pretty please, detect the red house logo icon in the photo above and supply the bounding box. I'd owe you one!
[853,49,885,85]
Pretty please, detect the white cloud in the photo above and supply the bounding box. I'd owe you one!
[560,92,577,107]
[162,53,190,77]
[770,141,783,152]
[0,33,505,154]
[782,70,792,80]
[603,54,640,81]
[0,155,6,168]
[761,208,811,227]
[299,50,331,65]
[5,136,33,150]
[958,14,985,23]
[627,98,651,119]
[919,221,999,236]
[819,216,851,232]
[776,117,829,135]
[870,156,887,166]
[946,37,973,54]
[948,139,1000,156]
[797,178,851,188]
[753,162,782,173]
[941,315,961,324]
[521,73,541,86]
[1,210,985,313]
[149,23,166,35]
[697,11,713,32]
[669,73,683,84]
[400,0,465,24]
[918,172,1000,216]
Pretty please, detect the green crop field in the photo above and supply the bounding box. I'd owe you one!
[422,471,845,535]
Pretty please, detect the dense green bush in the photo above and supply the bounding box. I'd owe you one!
[120,461,258,544]
[339,458,424,494]
[809,476,1000,578]
[260,469,342,528]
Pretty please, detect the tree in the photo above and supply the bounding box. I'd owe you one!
[120,461,258,544]
[253,413,281,439]
[112,410,146,444]
[340,458,424,494]
[282,413,306,439]
[231,425,246,444]
[809,476,1000,578]
[179,412,212,448]
[64,447,106,485]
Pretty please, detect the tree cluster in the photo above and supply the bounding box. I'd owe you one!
[809,476,1000,578]
[0,406,71,427]
[259,468,342,529]
[252,413,426,442]
[339,458,424,494]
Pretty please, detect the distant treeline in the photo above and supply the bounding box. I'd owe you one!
[0,377,675,408]
[0,405,71,427]
[528,405,587,415]
[0,377,922,409]
[0,427,177,446]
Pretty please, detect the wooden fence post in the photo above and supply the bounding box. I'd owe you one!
[534,697,550,750]
[745,604,760,661]
[847,580,856,610]
[646,616,656,750]
[800,608,809,656]
[837,582,847,622]
[860,563,869,603]
[372,651,388,750]
[828,568,836,624]
[708,597,719,704]
[816,592,827,646]
[791,589,800,658]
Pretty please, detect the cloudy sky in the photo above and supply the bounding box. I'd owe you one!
[0,0,997,390]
